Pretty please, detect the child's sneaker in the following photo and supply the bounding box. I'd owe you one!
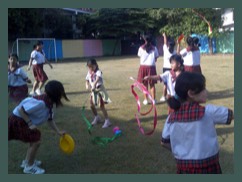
[102,119,112,128]
[23,164,45,174]
[20,160,42,168]
[35,88,42,95]
[29,90,36,96]
[143,99,148,105]
[160,96,166,102]
[91,115,101,125]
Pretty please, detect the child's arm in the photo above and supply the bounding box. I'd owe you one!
[176,40,181,55]
[45,58,53,69]
[91,76,100,91]
[160,141,172,151]
[144,75,161,81]
[27,58,33,71]
[86,80,90,90]
[163,32,167,46]
[18,107,36,129]
[48,120,65,136]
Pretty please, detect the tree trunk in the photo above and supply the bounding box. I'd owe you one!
[208,37,213,54]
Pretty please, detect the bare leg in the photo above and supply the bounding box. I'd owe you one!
[38,81,46,90]
[26,141,41,166]
[143,82,148,101]
[32,81,39,93]
[90,102,98,116]
[162,84,167,98]
[100,105,108,119]
[150,83,156,100]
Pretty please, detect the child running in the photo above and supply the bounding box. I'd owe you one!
[85,58,112,128]
[160,32,176,102]
[161,72,233,174]
[8,53,31,103]
[8,80,69,174]
[177,36,202,73]
[137,34,159,105]
[144,54,184,105]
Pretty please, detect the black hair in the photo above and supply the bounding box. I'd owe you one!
[86,58,99,70]
[168,39,175,54]
[33,44,37,50]
[169,54,184,72]
[45,80,69,107]
[9,53,18,60]
[36,40,43,46]
[186,36,194,47]
[193,37,201,47]
[143,34,153,54]
[167,72,206,110]
[186,36,201,50]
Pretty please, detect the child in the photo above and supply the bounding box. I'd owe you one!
[8,80,69,174]
[85,58,112,128]
[160,32,176,102]
[137,34,159,105]
[27,40,53,96]
[144,54,184,103]
[8,53,31,103]
[161,72,233,174]
[177,36,202,73]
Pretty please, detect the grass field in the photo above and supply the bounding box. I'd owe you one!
[8,54,234,174]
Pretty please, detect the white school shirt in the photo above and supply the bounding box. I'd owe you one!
[13,97,52,125]
[180,48,200,66]
[30,50,45,65]
[138,46,159,66]
[163,44,176,69]
[162,104,232,160]
[160,71,176,96]
[86,70,103,88]
[8,67,28,87]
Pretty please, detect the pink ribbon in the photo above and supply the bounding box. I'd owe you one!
[130,77,157,135]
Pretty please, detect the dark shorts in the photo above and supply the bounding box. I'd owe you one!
[176,153,222,174]
[8,84,28,102]
[184,65,202,74]
[33,64,48,82]
[137,65,157,85]
[8,114,41,143]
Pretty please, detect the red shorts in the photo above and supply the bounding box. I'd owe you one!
[8,84,28,102]
[137,65,157,85]
[8,114,41,143]
[33,64,48,82]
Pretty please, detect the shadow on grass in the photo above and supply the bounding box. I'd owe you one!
[216,126,234,136]
[207,88,234,101]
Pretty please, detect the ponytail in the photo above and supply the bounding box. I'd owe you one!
[143,35,153,54]
[168,40,175,54]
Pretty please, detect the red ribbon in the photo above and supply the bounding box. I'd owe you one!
[130,77,157,135]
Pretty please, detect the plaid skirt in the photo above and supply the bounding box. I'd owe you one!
[33,64,48,82]
[137,65,157,85]
[176,153,222,174]
[184,65,202,74]
[8,114,41,143]
[8,84,28,102]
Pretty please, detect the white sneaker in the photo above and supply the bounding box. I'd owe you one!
[91,115,101,125]
[35,88,42,95]
[20,160,42,168]
[160,96,166,102]
[23,164,45,174]
[29,90,36,96]
[102,119,112,128]
[143,99,148,105]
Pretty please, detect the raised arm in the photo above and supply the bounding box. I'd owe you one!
[163,32,167,46]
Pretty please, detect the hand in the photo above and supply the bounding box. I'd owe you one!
[58,130,66,136]
[143,76,150,80]
[29,124,37,130]
[27,66,31,71]
[162,32,166,37]
[26,79,32,84]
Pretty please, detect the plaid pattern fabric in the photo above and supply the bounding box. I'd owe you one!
[184,65,202,74]
[137,65,157,85]
[8,114,41,143]
[176,153,222,174]
[8,85,28,102]
[33,94,53,121]
[227,109,233,124]
[168,102,205,123]
[32,64,48,82]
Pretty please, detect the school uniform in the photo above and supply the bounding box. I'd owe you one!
[31,50,48,82]
[8,67,29,102]
[8,94,53,143]
[137,45,159,85]
[161,102,233,174]
[163,44,175,73]
[86,69,111,107]
[180,48,202,73]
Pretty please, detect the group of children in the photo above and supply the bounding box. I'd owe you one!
[8,35,233,174]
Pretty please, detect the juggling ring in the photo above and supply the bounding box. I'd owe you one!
[130,77,157,135]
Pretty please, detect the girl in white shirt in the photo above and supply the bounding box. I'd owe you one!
[160,33,176,102]
[161,72,233,174]
[137,35,159,105]
[8,53,31,102]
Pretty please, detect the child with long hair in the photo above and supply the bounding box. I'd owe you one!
[161,72,233,174]
[85,58,112,128]
[137,34,159,105]
[160,32,176,102]
[8,53,31,102]
[8,80,69,174]
[177,36,202,73]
